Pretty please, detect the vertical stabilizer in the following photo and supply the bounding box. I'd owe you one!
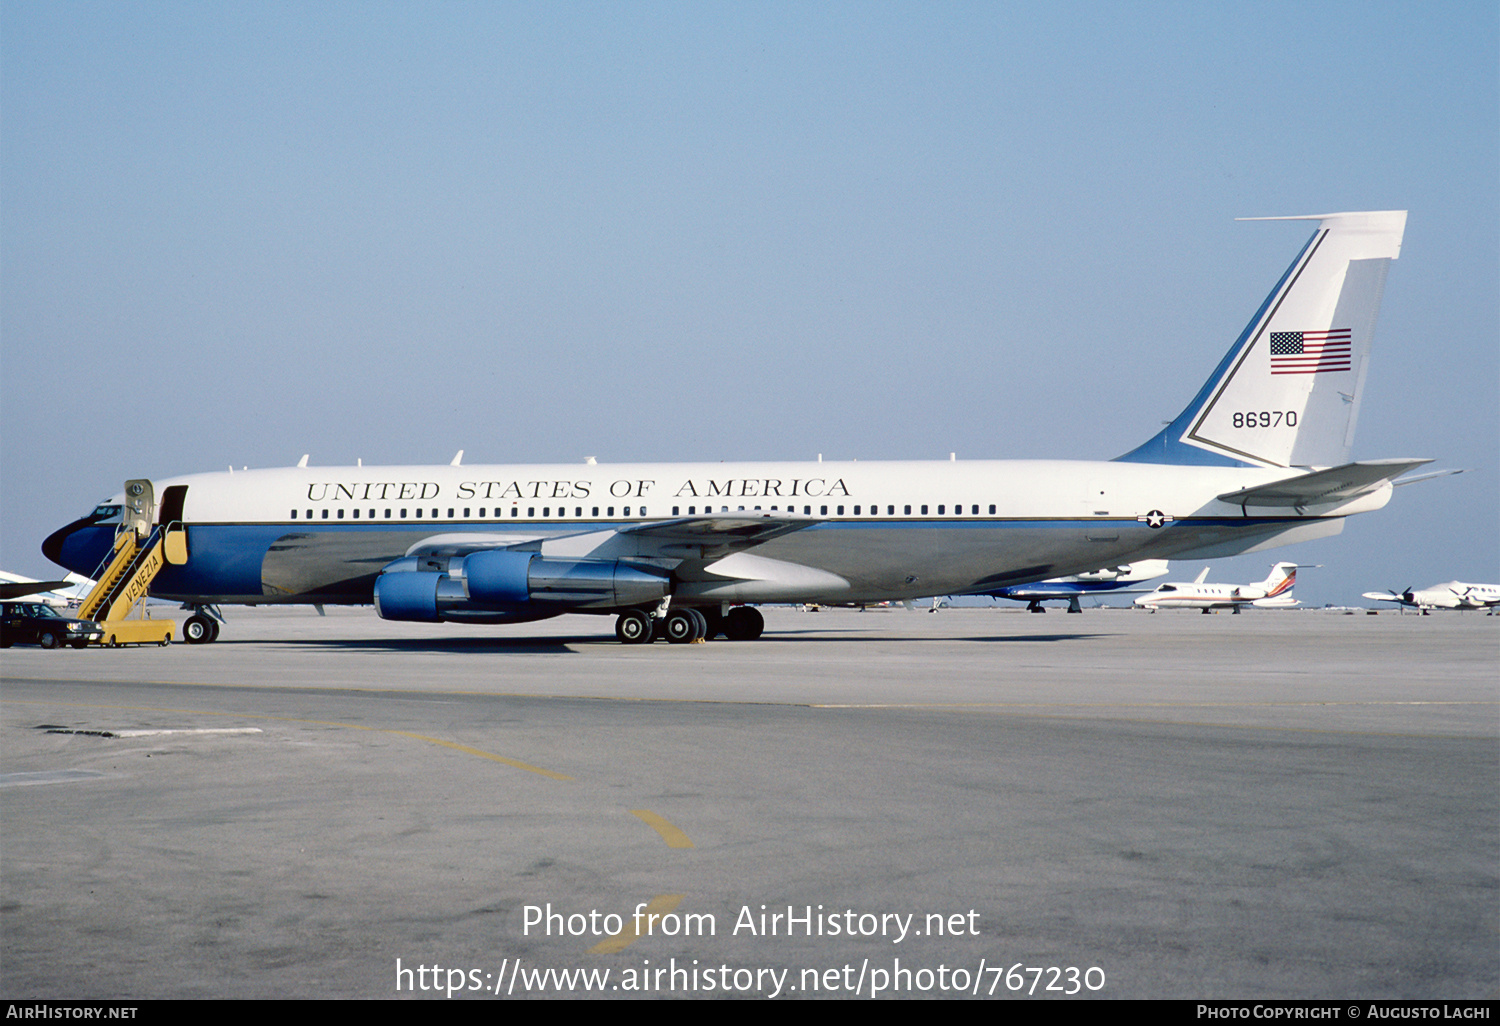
[1117,211,1406,468]
[1261,562,1297,597]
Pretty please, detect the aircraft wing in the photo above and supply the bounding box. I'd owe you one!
[403,513,822,565]
[616,513,820,555]
[378,513,836,615]
[1216,459,1432,509]
[0,579,76,600]
[403,532,551,558]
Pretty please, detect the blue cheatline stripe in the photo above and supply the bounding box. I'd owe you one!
[173,516,1305,532]
[177,515,1306,531]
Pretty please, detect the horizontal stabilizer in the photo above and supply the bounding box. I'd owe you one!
[1391,467,1465,487]
[1216,459,1431,509]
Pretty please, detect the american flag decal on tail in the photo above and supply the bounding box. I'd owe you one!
[1268,329,1352,374]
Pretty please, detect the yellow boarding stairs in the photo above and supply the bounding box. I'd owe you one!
[77,480,188,646]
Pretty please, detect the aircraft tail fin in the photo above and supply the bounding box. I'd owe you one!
[1250,562,1300,606]
[1116,210,1407,468]
[1193,567,1210,585]
[1262,562,1297,597]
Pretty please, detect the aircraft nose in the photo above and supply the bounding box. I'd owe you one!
[42,516,100,568]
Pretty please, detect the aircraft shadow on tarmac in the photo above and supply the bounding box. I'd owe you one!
[253,636,581,655]
[251,629,1108,652]
[752,628,1109,644]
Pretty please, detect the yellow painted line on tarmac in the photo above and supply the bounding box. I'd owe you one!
[0,698,573,780]
[386,730,573,780]
[630,809,694,849]
[588,894,685,954]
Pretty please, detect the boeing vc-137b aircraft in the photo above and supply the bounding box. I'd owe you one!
[45,211,1430,644]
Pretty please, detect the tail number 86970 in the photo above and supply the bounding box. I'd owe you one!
[1231,411,1298,429]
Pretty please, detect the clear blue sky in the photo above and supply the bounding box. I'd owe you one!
[3,1,1496,606]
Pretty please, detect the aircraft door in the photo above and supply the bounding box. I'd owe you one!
[157,484,190,564]
[123,480,154,539]
[158,485,188,528]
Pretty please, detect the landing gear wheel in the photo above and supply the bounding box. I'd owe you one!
[722,606,764,641]
[38,631,59,649]
[615,610,653,645]
[686,608,708,641]
[184,615,216,644]
[701,610,724,640]
[664,608,705,644]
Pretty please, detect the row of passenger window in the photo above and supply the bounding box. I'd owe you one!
[288,503,1001,521]
[290,506,647,520]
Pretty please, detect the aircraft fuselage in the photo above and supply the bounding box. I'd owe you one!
[45,458,1384,609]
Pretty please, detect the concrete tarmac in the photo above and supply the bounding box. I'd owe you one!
[1,606,1495,999]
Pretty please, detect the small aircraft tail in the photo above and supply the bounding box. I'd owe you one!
[1250,562,1299,607]
[1117,211,1407,469]
[1259,562,1297,599]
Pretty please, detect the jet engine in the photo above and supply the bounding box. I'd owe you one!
[373,550,670,623]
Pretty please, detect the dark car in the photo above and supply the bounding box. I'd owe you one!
[0,602,104,649]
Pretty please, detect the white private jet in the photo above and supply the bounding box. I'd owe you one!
[987,560,1171,613]
[1133,562,1302,613]
[44,211,1436,645]
[1362,582,1500,614]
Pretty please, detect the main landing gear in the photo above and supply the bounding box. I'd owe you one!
[182,607,223,644]
[613,606,764,644]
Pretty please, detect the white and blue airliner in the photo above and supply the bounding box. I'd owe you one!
[44,211,1431,644]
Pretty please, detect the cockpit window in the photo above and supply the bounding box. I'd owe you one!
[90,505,123,522]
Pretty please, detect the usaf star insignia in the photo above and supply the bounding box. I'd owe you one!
[1137,509,1172,529]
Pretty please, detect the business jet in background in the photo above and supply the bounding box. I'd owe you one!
[44,211,1439,645]
[1133,562,1302,613]
[1362,582,1500,614]
[985,560,1171,613]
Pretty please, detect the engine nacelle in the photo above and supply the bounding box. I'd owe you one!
[373,552,670,623]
